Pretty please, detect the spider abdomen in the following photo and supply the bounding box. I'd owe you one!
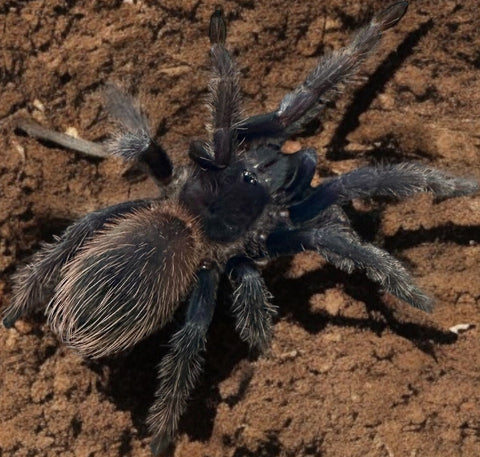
[47,203,203,358]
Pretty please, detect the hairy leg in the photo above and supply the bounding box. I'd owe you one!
[290,162,479,223]
[266,223,433,312]
[148,267,219,455]
[16,84,173,184]
[2,199,155,328]
[226,256,277,351]
[190,8,241,169]
[104,83,173,183]
[238,2,409,140]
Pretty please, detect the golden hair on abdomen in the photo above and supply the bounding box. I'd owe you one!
[47,203,203,358]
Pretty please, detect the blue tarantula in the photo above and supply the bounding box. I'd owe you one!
[3,2,478,454]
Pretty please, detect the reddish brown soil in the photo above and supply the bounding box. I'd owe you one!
[1,1,480,456]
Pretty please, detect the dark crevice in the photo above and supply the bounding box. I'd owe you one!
[384,224,480,251]
[363,136,436,162]
[457,50,480,69]
[157,0,201,22]
[232,433,282,457]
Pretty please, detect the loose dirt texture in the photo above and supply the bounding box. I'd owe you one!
[1,1,480,456]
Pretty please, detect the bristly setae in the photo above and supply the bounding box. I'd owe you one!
[3,2,478,454]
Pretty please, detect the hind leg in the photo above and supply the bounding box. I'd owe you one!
[148,267,219,454]
[3,199,155,328]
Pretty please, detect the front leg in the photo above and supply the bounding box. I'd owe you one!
[238,2,409,141]
[148,266,219,455]
[189,7,242,169]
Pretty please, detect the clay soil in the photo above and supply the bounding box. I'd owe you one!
[1,1,480,456]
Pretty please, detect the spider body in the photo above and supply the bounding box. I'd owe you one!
[2,2,478,454]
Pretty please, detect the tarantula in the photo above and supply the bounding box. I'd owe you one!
[3,1,478,454]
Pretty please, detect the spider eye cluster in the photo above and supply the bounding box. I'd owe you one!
[242,170,258,185]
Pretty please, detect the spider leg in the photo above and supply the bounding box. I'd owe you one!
[148,267,219,455]
[104,83,173,183]
[190,8,241,169]
[290,163,479,224]
[237,2,409,141]
[209,7,241,168]
[2,199,154,328]
[266,223,434,312]
[226,256,277,352]
[16,85,173,184]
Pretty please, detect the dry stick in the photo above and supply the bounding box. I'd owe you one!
[16,118,109,158]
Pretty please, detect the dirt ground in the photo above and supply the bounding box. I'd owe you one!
[1,0,480,456]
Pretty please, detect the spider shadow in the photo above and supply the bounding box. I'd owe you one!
[82,220,477,452]
[384,223,480,251]
[265,259,457,356]
[263,220,480,354]
[326,18,434,159]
